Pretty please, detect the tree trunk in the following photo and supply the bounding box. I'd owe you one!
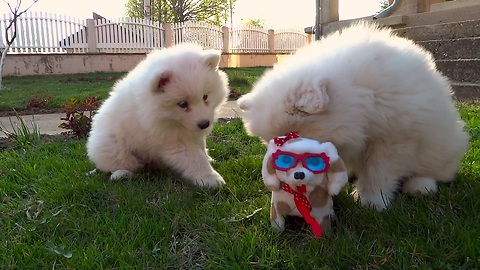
[0,43,10,90]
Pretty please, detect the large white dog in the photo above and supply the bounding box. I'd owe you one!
[238,23,469,210]
[87,43,229,188]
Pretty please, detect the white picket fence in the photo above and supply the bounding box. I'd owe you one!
[171,21,224,51]
[230,26,269,53]
[274,28,311,53]
[1,12,87,53]
[94,17,164,53]
[0,12,309,54]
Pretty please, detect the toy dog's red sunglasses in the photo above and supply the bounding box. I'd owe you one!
[271,150,330,174]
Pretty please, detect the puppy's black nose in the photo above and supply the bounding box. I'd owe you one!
[294,172,305,180]
[197,120,210,130]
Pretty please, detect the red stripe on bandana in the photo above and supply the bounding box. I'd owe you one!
[281,184,323,238]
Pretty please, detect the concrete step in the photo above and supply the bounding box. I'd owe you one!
[403,4,480,27]
[418,37,480,60]
[430,0,480,12]
[393,19,480,41]
[452,83,480,100]
[436,59,480,84]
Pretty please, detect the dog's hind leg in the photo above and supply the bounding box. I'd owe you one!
[353,139,414,211]
[88,134,142,181]
[353,171,399,211]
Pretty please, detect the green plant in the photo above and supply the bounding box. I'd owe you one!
[25,95,55,111]
[58,96,100,138]
[0,112,41,148]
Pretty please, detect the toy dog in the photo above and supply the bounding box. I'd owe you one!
[262,132,348,238]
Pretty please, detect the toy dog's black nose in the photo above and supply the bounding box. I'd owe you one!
[294,172,305,180]
[197,120,210,130]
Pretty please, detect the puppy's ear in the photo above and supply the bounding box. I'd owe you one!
[202,50,221,70]
[293,78,329,114]
[262,139,281,191]
[155,70,173,93]
[326,157,348,195]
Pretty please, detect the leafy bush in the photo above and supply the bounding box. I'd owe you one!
[59,96,100,138]
[25,95,55,111]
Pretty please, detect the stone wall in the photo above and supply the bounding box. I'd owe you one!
[2,53,290,77]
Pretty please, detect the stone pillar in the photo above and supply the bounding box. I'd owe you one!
[268,29,275,53]
[306,33,312,44]
[86,19,97,53]
[404,0,431,14]
[222,26,229,53]
[164,23,172,47]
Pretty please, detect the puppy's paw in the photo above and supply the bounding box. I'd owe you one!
[402,177,438,196]
[193,171,225,188]
[352,189,393,212]
[86,168,97,176]
[110,170,134,181]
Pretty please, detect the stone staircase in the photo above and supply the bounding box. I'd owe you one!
[393,19,480,100]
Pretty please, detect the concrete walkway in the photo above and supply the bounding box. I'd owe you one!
[0,100,242,138]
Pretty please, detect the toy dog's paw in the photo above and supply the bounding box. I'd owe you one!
[319,214,335,235]
[271,218,286,232]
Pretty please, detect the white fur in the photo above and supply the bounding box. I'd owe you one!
[87,43,229,188]
[240,23,469,210]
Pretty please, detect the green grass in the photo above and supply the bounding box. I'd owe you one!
[222,67,269,95]
[0,67,268,112]
[0,72,479,268]
[0,73,121,111]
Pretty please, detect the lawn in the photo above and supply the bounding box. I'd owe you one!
[0,67,268,113]
[0,70,479,269]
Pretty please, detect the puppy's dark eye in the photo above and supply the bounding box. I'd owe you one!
[178,101,189,109]
[203,94,208,101]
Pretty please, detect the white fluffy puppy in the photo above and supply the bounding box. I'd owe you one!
[87,43,229,188]
[239,23,469,210]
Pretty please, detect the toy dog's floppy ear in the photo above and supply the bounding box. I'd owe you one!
[262,139,281,191]
[322,142,348,195]
[326,157,348,195]
[293,78,329,114]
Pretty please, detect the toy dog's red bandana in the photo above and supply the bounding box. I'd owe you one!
[281,184,323,238]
